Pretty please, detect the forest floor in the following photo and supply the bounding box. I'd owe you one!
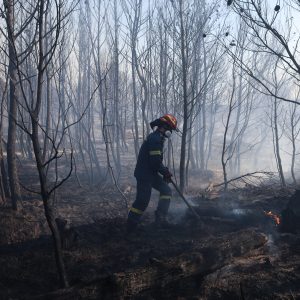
[0,165,300,299]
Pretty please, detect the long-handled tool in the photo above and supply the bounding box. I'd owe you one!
[170,179,202,220]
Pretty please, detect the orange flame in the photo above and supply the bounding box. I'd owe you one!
[264,211,281,225]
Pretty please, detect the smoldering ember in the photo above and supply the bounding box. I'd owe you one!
[0,0,300,299]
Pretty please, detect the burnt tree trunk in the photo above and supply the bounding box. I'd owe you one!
[5,0,22,210]
[0,80,10,200]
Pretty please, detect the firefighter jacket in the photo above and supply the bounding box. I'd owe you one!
[134,130,169,180]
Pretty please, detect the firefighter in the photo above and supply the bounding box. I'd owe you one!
[127,114,178,233]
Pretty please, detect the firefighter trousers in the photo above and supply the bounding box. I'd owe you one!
[128,174,172,225]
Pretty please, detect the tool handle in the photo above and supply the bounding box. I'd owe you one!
[170,179,201,220]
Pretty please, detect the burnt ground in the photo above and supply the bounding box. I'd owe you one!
[0,169,300,299]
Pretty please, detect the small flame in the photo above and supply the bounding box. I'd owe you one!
[264,211,281,225]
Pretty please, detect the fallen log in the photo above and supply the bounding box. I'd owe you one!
[32,229,267,299]
[113,229,267,298]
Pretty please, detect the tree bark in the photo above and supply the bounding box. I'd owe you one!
[5,0,22,210]
[222,65,236,191]
[273,96,286,187]
[179,0,188,192]
[113,0,121,174]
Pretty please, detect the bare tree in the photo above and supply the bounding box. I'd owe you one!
[228,0,300,104]
[1,0,81,287]
[122,0,144,158]
[283,87,300,184]
[3,0,22,210]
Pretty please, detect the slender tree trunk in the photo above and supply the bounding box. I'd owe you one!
[199,42,207,171]
[205,96,217,170]
[29,1,69,287]
[185,124,193,187]
[179,0,188,192]
[0,149,10,198]
[6,0,22,210]
[290,104,297,185]
[113,0,121,173]
[127,0,143,158]
[42,72,51,163]
[273,96,286,187]
[132,54,139,158]
[0,114,7,202]
[222,68,236,191]
[0,78,10,199]
[32,114,69,287]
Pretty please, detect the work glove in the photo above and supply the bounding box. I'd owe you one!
[163,169,173,183]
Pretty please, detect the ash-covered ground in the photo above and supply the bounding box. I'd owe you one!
[0,171,300,299]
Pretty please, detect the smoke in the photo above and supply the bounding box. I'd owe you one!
[168,202,188,224]
[266,233,280,261]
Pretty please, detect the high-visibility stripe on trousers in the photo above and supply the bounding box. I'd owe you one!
[127,174,172,225]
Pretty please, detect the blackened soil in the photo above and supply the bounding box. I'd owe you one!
[1,184,300,299]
